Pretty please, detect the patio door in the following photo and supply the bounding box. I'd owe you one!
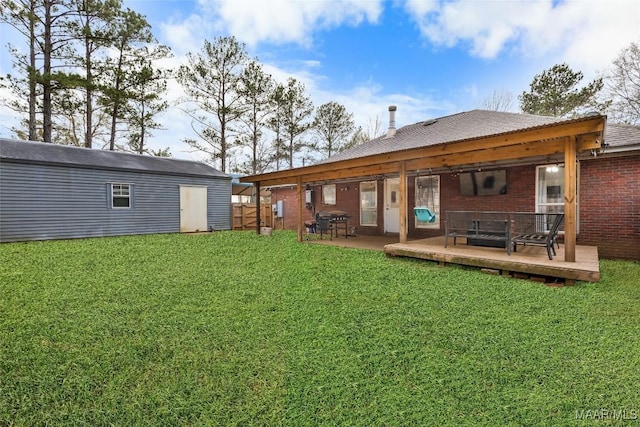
[180,185,208,232]
[384,178,400,233]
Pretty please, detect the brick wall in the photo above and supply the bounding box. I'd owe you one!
[269,186,314,230]
[309,181,384,236]
[578,154,639,260]
[409,166,536,238]
[270,181,384,235]
[268,156,639,259]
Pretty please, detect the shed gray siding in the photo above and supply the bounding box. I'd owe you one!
[1,145,231,242]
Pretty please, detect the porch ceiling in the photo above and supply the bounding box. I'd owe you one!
[240,115,605,187]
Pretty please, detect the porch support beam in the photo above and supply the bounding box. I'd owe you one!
[297,176,303,242]
[297,162,401,186]
[399,161,407,243]
[255,181,261,234]
[250,134,600,187]
[240,117,605,187]
[405,137,575,171]
[564,136,577,262]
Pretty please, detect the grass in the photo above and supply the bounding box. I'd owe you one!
[1,230,639,426]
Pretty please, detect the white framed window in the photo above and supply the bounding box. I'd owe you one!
[111,183,132,209]
[536,164,578,232]
[360,181,377,226]
[415,175,440,229]
[322,184,336,205]
[536,165,564,214]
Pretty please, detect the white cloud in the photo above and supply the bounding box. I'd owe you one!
[200,0,384,47]
[405,0,640,76]
[159,15,207,57]
[406,0,542,57]
[260,58,452,133]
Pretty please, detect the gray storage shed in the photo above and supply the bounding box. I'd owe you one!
[0,138,232,242]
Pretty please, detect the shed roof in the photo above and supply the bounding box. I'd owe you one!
[0,138,229,179]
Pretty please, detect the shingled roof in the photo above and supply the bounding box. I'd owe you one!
[0,138,229,179]
[324,110,639,164]
[603,122,640,150]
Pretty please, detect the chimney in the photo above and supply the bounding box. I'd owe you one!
[386,105,397,138]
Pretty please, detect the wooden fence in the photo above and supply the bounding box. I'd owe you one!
[232,204,273,230]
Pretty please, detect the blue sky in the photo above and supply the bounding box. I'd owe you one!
[1,0,639,163]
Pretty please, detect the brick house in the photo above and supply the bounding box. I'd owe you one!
[245,110,639,260]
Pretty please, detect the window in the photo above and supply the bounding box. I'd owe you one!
[322,184,336,205]
[415,175,440,229]
[111,183,131,208]
[360,181,377,226]
[536,165,564,214]
[536,164,578,232]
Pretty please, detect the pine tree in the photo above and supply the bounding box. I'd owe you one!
[312,101,355,159]
[177,36,248,172]
[519,63,607,117]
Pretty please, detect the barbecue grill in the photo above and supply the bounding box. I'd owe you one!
[304,210,350,240]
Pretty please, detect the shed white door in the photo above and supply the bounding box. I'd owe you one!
[384,178,400,233]
[180,186,208,232]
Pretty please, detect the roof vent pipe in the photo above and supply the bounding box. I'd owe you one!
[386,105,397,138]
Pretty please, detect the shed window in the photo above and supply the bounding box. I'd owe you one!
[322,184,336,205]
[111,183,131,209]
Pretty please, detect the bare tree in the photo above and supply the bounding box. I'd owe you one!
[347,115,383,148]
[480,89,514,112]
[606,41,640,125]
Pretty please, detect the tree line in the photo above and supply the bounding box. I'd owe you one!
[175,36,359,174]
[0,1,362,174]
[2,1,638,173]
[1,0,171,155]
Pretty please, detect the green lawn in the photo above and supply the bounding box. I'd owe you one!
[1,231,639,426]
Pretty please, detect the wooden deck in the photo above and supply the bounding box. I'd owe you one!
[305,234,600,283]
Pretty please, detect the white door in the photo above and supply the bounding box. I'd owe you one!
[180,186,208,232]
[384,178,400,233]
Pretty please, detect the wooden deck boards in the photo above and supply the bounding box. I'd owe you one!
[385,236,600,283]
[305,234,600,283]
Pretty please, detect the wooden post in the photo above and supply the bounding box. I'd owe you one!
[564,136,577,262]
[399,161,407,243]
[297,176,303,242]
[255,181,261,234]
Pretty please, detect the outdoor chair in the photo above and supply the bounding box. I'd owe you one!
[511,213,564,260]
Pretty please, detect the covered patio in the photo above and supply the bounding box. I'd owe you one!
[241,111,606,283]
